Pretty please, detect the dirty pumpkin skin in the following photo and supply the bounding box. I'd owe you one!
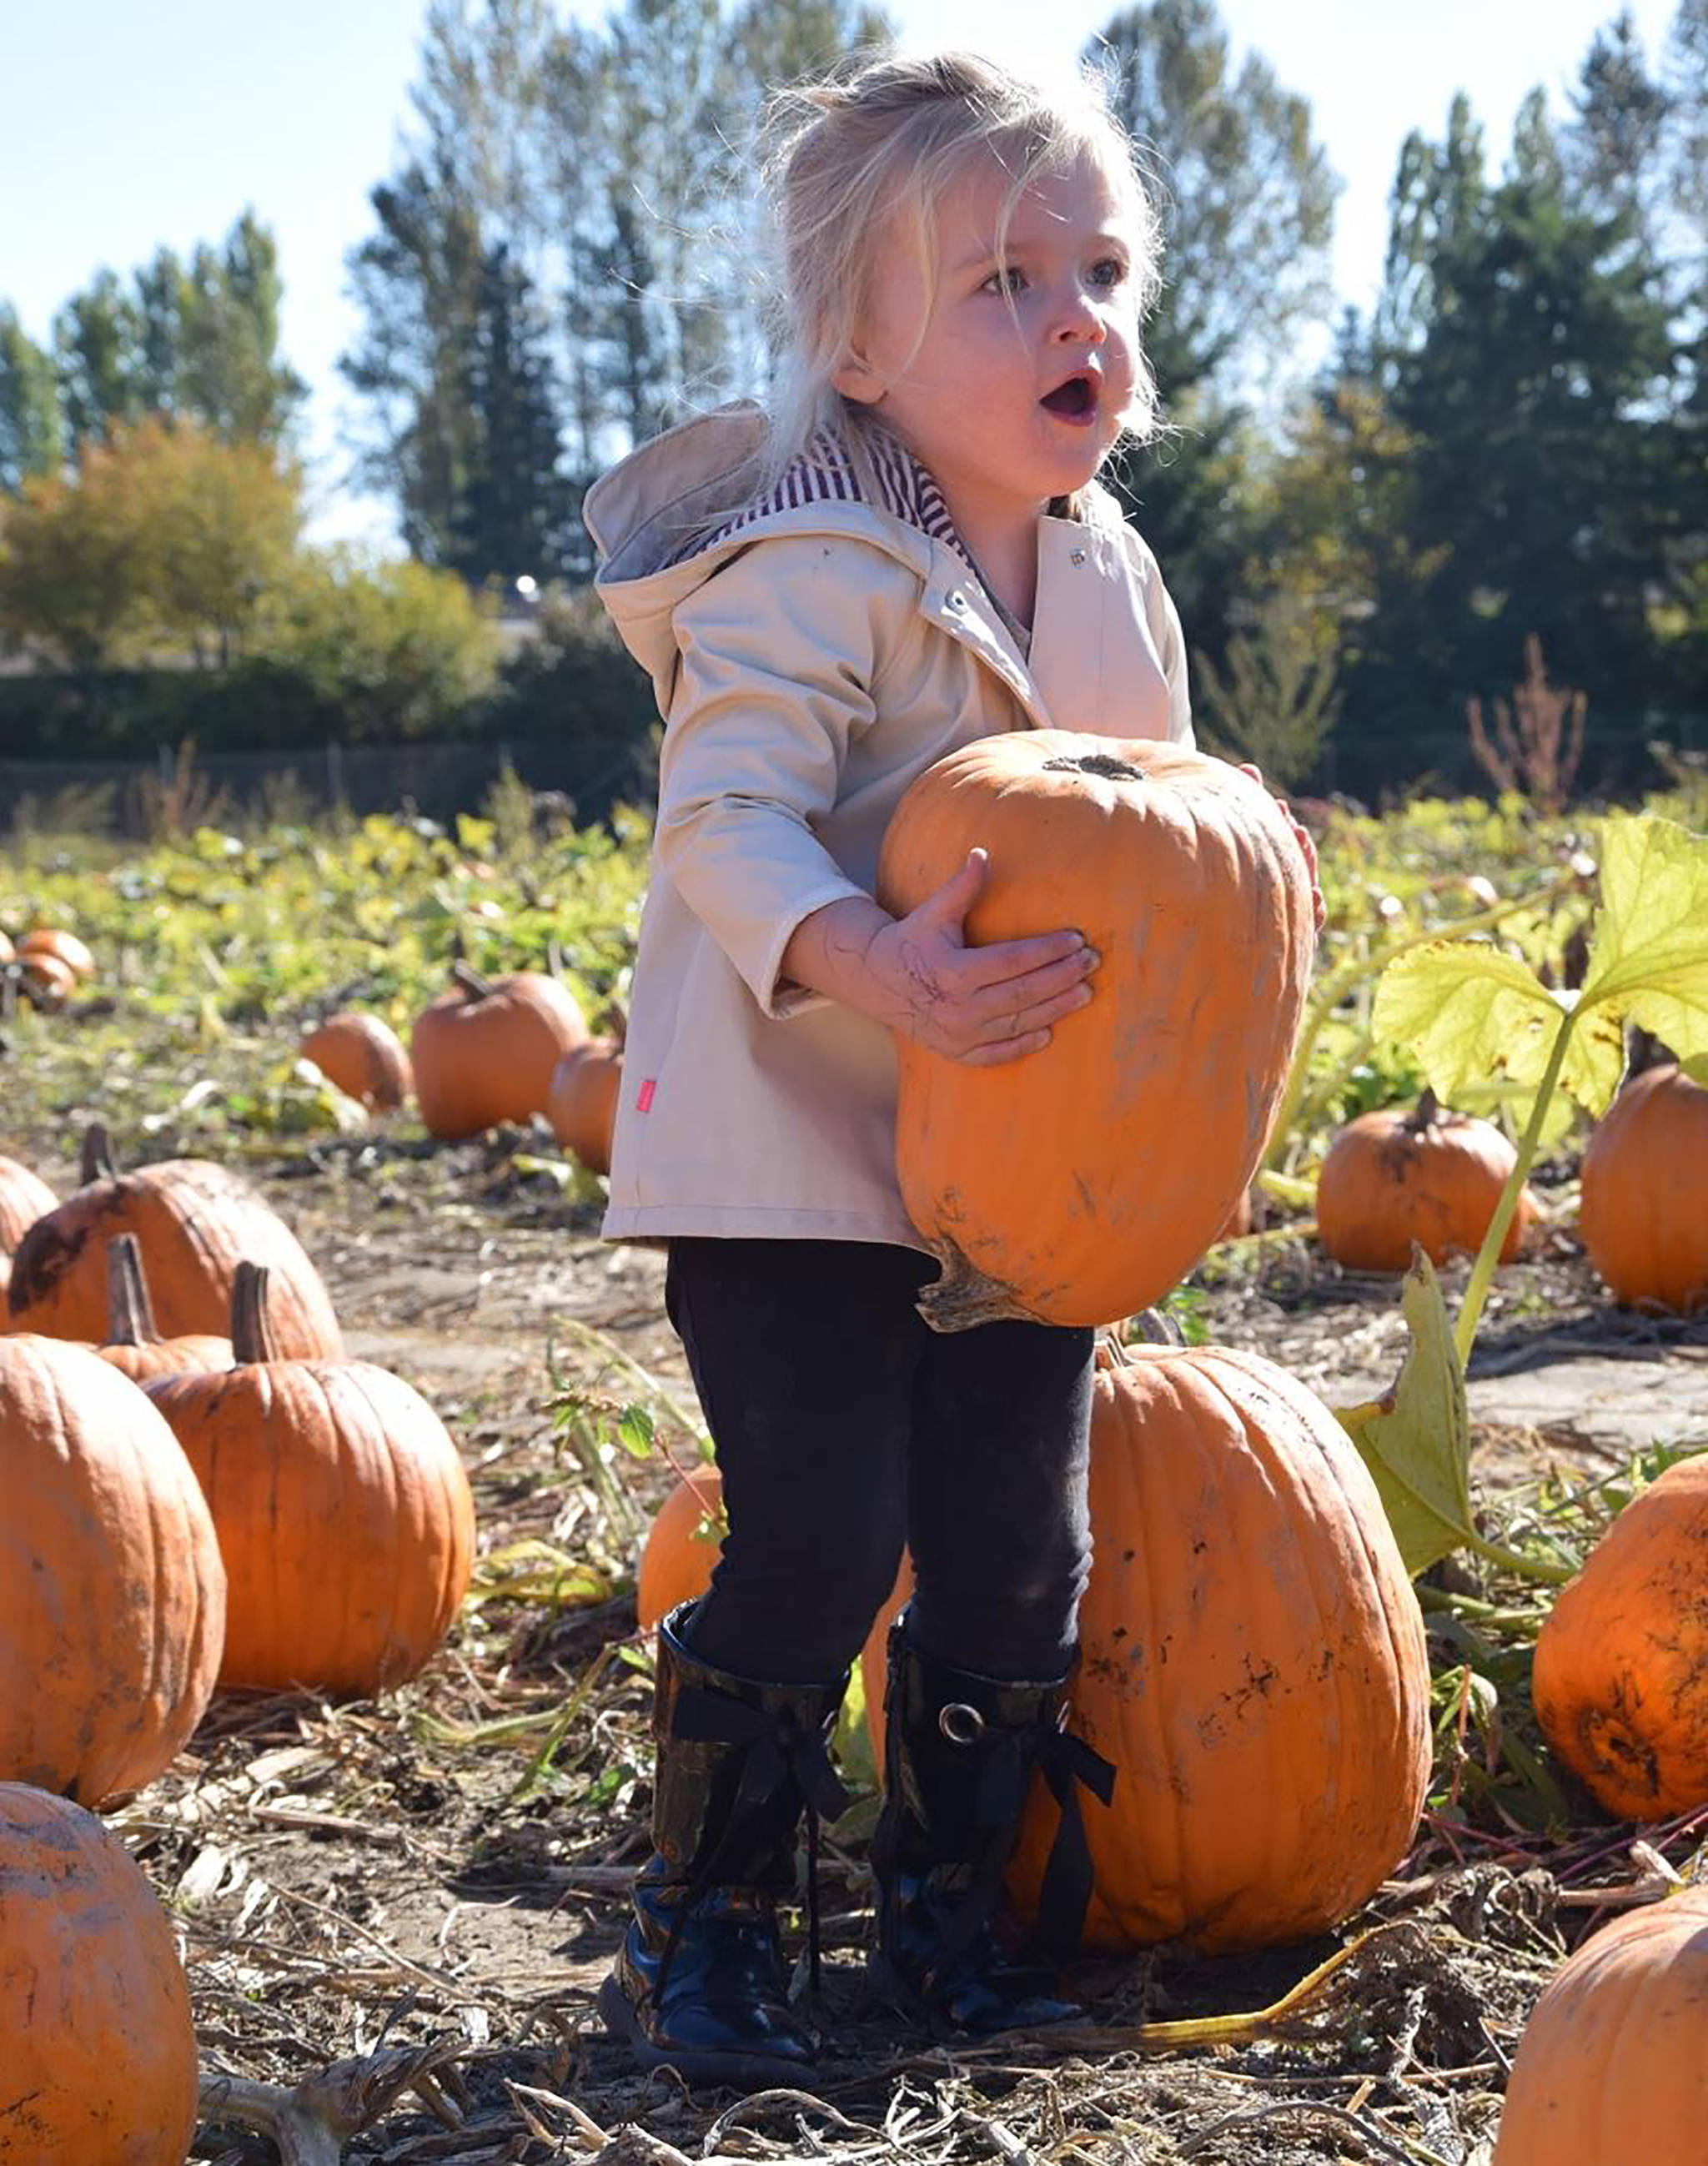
[1006,1339,1431,1952]
[1532,1453,1708,1820]
[0,1782,200,2166]
[1315,1092,1538,1274]
[877,734,1314,1330]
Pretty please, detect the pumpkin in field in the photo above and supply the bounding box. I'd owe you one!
[1493,1887,1708,2163]
[5,1123,342,1358]
[547,1006,625,1176]
[637,1465,725,1629]
[0,1334,224,1803]
[0,1783,199,2165]
[147,1264,475,1693]
[1531,1454,1708,1820]
[13,951,75,1010]
[300,1010,413,1113]
[1006,1336,1431,1953]
[1579,1063,1708,1314]
[17,929,94,983]
[0,1158,55,1304]
[97,1234,233,1384]
[1315,1090,1536,1273]
[876,735,1314,1329]
[411,963,589,1139]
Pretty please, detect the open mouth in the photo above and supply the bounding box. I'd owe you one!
[1041,374,1098,420]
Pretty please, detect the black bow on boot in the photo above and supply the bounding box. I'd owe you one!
[870,1618,1115,2035]
[599,1603,851,2086]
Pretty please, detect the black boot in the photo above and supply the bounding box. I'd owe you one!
[599,1603,851,2085]
[870,1618,1115,2036]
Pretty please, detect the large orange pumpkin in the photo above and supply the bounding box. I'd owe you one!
[97,1233,233,1384]
[0,1782,200,2164]
[300,1009,413,1112]
[1006,1337,1431,1953]
[1531,1454,1708,1820]
[1316,1091,1536,1273]
[876,735,1314,1329]
[0,1334,225,1803]
[636,1465,725,1628]
[1579,1063,1708,1314]
[411,963,588,1139]
[0,1158,55,1304]
[147,1264,475,1694]
[1493,1888,1708,2163]
[4,1124,343,1357]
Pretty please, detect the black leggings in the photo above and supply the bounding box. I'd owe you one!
[664,1237,1095,1686]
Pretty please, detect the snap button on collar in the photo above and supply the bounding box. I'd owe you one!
[1069,547,1088,567]
[946,590,967,611]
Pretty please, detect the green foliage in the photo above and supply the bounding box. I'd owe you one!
[1192,596,1342,792]
[0,417,302,671]
[254,548,500,739]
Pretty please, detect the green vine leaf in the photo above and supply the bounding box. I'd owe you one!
[1336,1251,1475,1578]
[1374,813,1708,1128]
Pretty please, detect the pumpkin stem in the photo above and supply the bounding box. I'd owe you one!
[451,962,492,1003]
[1041,752,1144,782]
[1407,1087,1442,1132]
[81,1122,118,1185]
[230,1262,284,1364]
[913,1244,1046,1332]
[104,1234,160,1348]
[1125,1306,1186,1348]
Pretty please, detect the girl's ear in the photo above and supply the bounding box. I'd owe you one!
[832,350,885,405]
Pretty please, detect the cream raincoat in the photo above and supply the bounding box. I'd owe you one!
[585,400,1193,1250]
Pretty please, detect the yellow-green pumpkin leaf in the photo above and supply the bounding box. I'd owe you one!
[1371,942,1564,1114]
[1573,812,1708,1105]
[1335,1250,1476,1579]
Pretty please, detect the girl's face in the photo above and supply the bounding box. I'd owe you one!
[833,145,1142,549]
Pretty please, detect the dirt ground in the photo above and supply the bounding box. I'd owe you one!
[23,1128,1708,2165]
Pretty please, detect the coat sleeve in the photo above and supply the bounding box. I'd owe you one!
[652,534,906,1019]
[1153,572,1193,748]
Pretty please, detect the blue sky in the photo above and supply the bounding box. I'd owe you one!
[1,0,1682,545]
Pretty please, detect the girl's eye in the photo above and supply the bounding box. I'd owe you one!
[1090,257,1129,290]
[982,267,1027,296]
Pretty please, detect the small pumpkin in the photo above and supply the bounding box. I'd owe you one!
[1531,1453,1708,1820]
[97,1233,233,1383]
[17,928,94,982]
[5,1123,343,1357]
[1007,1335,1431,1952]
[0,1158,56,1303]
[0,1782,200,2165]
[0,1334,225,1803]
[547,1004,625,1175]
[1315,1089,1536,1273]
[411,962,589,1139]
[876,733,1314,1329]
[300,1009,413,1113]
[636,1465,725,1629]
[13,951,75,1009]
[1579,1063,1708,1314]
[1493,1887,1708,2163]
[147,1263,475,1694]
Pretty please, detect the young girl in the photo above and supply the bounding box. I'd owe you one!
[584,48,1316,2085]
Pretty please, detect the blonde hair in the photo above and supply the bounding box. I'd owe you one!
[752,48,1165,506]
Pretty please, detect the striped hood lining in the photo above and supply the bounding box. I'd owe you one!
[662,425,974,571]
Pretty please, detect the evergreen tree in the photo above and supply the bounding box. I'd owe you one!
[0,309,62,491]
[452,243,575,584]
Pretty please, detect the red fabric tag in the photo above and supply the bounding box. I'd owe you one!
[635,1078,657,1113]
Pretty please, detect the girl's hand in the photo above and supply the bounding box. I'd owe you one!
[865,849,1098,1065]
[1238,763,1326,934]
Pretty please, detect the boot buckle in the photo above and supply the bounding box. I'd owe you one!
[938,1701,986,1745]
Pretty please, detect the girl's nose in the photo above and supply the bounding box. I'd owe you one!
[1053,288,1107,344]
